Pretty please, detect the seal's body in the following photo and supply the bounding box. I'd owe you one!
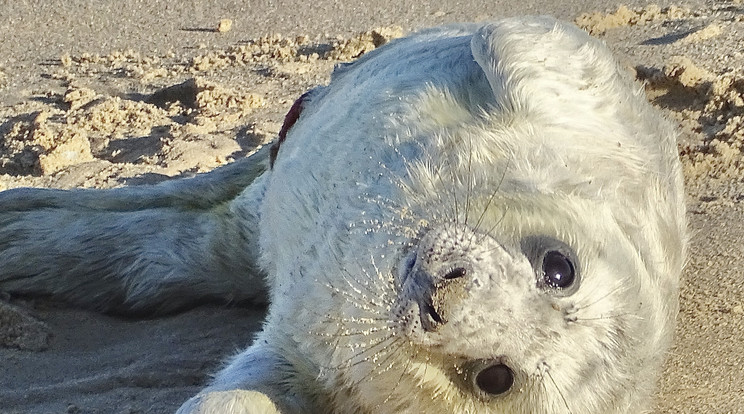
[0,17,686,413]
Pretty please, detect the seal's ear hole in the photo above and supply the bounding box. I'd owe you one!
[476,364,514,395]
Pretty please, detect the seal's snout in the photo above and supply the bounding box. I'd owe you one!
[409,262,469,332]
[400,225,477,332]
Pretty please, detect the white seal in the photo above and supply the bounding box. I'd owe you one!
[0,16,686,413]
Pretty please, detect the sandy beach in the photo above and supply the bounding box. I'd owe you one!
[1,0,744,412]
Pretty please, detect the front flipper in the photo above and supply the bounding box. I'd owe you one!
[177,390,281,414]
[178,341,317,414]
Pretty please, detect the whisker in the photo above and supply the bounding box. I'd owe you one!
[479,206,510,251]
[379,341,415,407]
[363,254,398,298]
[318,314,392,325]
[324,248,396,311]
[464,134,474,227]
[322,280,390,314]
[315,333,398,373]
[545,368,573,414]
[339,263,391,306]
[441,149,461,227]
[420,160,452,221]
[355,194,425,240]
[574,313,644,322]
[576,283,626,310]
[472,156,511,236]
[335,334,399,371]
[322,326,394,338]
[367,339,408,377]
[410,139,462,228]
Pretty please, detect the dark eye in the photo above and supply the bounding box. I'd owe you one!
[476,364,514,395]
[542,250,575,289]
[521,235,580,295]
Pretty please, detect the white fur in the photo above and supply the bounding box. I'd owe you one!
[0,17,685,414]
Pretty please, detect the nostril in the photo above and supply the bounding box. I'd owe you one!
[424,302,444,324]
[443,267,467,280]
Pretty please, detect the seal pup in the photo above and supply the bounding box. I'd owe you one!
[0,16,686,413]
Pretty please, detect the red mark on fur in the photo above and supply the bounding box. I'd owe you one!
[270,92,310,168]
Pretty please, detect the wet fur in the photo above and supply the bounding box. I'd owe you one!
[0,17,685,413]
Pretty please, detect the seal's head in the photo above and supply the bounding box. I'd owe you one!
[263,16,685,414]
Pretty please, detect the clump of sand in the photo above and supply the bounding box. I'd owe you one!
[217,19,233,33]
[576,2,744,200]
[0,27,405,192]
[575,4,692,35]
[680,22,723,43]
[0,78,263,178]
[326,26,404,60]
[189,26,403,72]
[0,300,51,351]
[147,77,265,134]
[0,110,93,176]
[638,56,744,192]
[60,49,174,83]
[51,26,403,86]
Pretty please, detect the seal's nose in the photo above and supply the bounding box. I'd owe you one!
[416,265,468,331]
[401,225,475,332]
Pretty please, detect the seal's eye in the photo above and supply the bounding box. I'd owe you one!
[542,250,575,289]
[476,364,514,395]
[520,235,580,295]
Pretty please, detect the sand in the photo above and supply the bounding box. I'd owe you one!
[1,1,744,413]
